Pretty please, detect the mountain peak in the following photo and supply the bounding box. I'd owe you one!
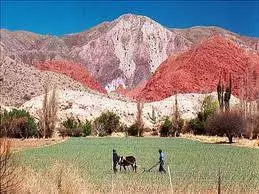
[115,13,155,24]
[118,13,148,19]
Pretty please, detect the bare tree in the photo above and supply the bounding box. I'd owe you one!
[148,106,157,125]
[171,94,183,137]
[217,74,232,112]
[136,100,144,137]
[206,110,245,143]
[238,63,258,139]
[38,83,58,138]
[217,77,224,111]
[0,138,21,193]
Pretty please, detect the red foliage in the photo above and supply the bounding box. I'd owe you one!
[35,60,106,93]
[134,35,259,101]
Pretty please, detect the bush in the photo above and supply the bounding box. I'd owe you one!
[244,114,259,139]
[172,118,184,137]
[60,117,91,137]
[69,128,83,137]
[151,128,159,136]
[185,112,206,135]
[62,117,80,129]
[82,120,91,136]
[93,111,120,136]
[159,116,172,137]
[126,123,139,136]
[58,127,68,137]
[206,110,245,143]
[0,109,37,138]
[118,123,127,133]
[58,127,83,137]
[202,95,219,120]
[185,96,218,135]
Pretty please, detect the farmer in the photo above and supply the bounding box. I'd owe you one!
[158,149,166,173]
[112,149,119,173]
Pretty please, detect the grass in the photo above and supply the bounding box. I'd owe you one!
[20,137,259,193]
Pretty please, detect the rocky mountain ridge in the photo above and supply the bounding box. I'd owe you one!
[2,14,258,93]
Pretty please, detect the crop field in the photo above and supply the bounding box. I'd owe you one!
[21,137,259,193]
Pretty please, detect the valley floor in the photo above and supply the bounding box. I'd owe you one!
[17,137,259,193]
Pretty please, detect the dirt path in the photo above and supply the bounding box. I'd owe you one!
[8,137,69,152]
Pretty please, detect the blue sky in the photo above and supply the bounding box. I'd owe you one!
[1,1,259,37]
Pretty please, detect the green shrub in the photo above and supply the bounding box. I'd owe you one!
[58,127,83,137]
[82,120,91,136]
[60,117,91,137]
[0,109,37,138]
[202,95,219,120]
[126,123,139,136]
[185,96,218,135]
[159,116,172,137]
[62,117,80,129]
[186,115,206,135]
[93,111,120,136]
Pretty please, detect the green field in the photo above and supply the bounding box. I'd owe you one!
[21,137,259,193]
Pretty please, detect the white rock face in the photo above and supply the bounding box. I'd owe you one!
[105,78,126,92]
[21,89,240,128]
[141,19,171,73]
[70,14,192,89]
[109,16,137,79]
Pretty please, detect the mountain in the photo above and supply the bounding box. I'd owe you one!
[133,36,259,101]
[1,14,258,95]
[173,26,259,51]
[0,55,92,106]
[66,14,192,90]
[0,14,193,91]
[35,60,106,93]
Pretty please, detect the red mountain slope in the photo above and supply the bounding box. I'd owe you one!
[136,35,259,101]
[36,60,106,93]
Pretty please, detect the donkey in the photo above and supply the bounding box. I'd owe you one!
[118,156,137,172]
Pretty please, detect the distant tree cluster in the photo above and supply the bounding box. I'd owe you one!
[59,117,91,137]
[0,108,37,138]
[185,95,218,135]
[159,94,184,137]
[206,110,246,143]
[1,71,258,144]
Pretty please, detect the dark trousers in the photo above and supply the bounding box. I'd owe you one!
[113,162,117,173]
[159,161,166,173]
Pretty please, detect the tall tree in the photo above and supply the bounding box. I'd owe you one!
[224,74,232,111]
[136,100,144,137]
[38,83,58,138]
[217,77,224,111]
